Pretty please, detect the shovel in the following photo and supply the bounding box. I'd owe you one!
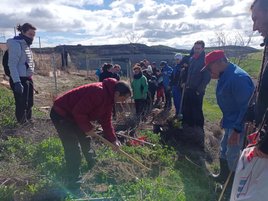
[88,132,151,171]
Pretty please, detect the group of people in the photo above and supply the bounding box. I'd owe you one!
[95,63,121,81]
[4,0,268,199]
[131,40,210,134]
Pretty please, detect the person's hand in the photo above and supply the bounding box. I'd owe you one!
[112,139,121,151]
[253,147,268,158]
[85,131,96,138]
[196,91,200,96]
[14,82,24,94]
[228,130,240,145]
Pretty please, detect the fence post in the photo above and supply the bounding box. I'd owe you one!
[52,53,58,96]
[86,55,89,78]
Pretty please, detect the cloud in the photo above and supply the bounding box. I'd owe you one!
[18,0,104,6]
[0,0,263,49]
[28,7,55,18]
[156,4,187,20]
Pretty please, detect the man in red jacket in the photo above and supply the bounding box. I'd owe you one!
[50,78,131,194]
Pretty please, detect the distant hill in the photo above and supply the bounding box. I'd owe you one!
[31,43,260,72]
[206,45,260,58]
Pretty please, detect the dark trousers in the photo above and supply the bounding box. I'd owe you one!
[172,85,181,116]
[9,77,33,124]
[164,87,172,109]
[183,88,204,128]
[50,108,94,190]
[145,92,153,114]
[134,99,146,118]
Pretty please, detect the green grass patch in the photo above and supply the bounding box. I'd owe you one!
[0,86,16,129]
[230,51,262,79]
[203,80,222,122]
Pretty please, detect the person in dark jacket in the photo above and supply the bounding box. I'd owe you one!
[6,23,36,124]
[179,50,194,86]
[50,78,131,194]
[202,50,254,199]
[250,0,268,160]
[155,69,165,107]
[183,40,211,130]
[99,63,114,82]
[171,53,183,117]
[151,61,158,75]
[160,61,173,110]
[112,64,121,81]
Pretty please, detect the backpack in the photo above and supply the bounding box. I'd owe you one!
[2,50,10,77]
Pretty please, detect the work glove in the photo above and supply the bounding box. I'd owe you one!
[14,82,24,94]
[112,139,121,151]
[113,139,121,147]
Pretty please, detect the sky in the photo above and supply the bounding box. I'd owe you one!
[0,0,264,49]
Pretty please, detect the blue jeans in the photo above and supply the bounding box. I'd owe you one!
[220,128,244,171]
[172,85,181,115]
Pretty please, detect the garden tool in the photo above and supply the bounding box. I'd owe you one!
[176,83,186,129]
[87,132,151,171]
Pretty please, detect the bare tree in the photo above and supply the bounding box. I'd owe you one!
[125,31,143,81]
[209,31,253,47]
[208,31,254,66]
[125,31,142,44]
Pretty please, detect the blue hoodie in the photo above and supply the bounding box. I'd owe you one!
[161,63,173,88]
[216,63,254,132]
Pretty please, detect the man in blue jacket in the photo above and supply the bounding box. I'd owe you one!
[160,61,173,110]
[202,50,254,199]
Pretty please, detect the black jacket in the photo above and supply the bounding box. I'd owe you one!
[99,71,114,82]
[256,38,268,154]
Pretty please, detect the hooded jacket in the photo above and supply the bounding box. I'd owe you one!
[161,63,173,88]
[6,36,34,83]
[53,78,117,142]
[131,73,148,99]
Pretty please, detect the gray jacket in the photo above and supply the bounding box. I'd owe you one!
[186,51,210,94]
[7,38,34,83]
